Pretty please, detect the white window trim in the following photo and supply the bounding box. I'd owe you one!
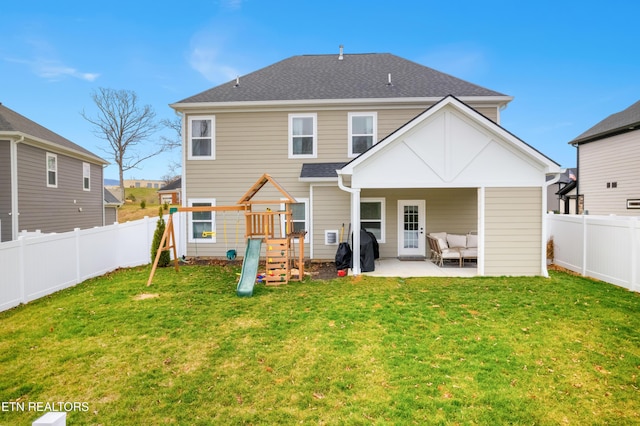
[348,112,377,158]
[187,198,216,243]
[187,115,216,160]
[288,113,317,159]
[46,152,57,188]
[361,197,385,243]
[82,162,91,191]
[281,198,309,240]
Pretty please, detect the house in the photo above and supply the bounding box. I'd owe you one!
[569,100,640,215]
[546,168,577,214]
[170,50,561,276]
[0,103,108,241]
[104,188,123,224]
[157,178,181,205]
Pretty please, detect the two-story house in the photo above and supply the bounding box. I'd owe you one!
[171,50,560,276]
[0,103,108,241]
[569,100,640,215]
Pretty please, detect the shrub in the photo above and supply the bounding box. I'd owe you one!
[140,200,146,209]
[163,202,169,211]
[151,207,171,267]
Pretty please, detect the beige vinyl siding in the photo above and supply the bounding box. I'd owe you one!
[311,185,351,260]
[484,187,542,276]
[17,144,104,234]
[0,141,11,241]
[579,130,640,215]
[311,187,478,260]
[182,102,499,258]
[104,206,118,224]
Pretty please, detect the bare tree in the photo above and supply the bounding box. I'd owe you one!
[81,88,161,199]
[159,116,183,181]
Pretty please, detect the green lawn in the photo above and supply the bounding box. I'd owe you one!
[1,266,639,425]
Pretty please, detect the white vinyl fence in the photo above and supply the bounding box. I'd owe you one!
[0,215,182,313]
[547,214,640,292]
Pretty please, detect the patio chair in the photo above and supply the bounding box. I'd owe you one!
[427,235,462,267]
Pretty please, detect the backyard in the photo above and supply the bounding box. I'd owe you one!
[0,265,638,425]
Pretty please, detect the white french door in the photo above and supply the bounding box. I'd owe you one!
[398,200,426,257]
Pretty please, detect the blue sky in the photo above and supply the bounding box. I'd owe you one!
[2,0,639,181]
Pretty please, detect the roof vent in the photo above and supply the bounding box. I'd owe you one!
[387,73,392,86]
[338,45,344,61]
[233,76,240,88]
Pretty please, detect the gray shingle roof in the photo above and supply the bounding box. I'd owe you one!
[104,188,122,204]
[175,53,507,104]
[300,162,347,179]
[159,177,181,191]
[571,100,640,144]
[0,103,106,163]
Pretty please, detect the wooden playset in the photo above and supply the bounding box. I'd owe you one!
[147,174,306,290]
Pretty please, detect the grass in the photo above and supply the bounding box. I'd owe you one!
[1,266,639,425]
[117,187,176,223]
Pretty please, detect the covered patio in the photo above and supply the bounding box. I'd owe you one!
[363,258,477,278]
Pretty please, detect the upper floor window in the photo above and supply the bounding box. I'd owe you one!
[188,116,215,160]
[82,162,91,191]
[348,112,377,157]
[289,113,317,158]
[46,153,57,188]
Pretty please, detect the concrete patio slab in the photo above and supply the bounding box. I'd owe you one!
[361,258,477,278]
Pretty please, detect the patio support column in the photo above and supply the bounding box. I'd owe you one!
[337,172,361,275]
[350,188,361,275]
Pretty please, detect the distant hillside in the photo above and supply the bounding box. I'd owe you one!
[104,179,119,186]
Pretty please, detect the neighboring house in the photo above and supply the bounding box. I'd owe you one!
[157,178,181,205]
[546,168,577,214]
[570,100,640,216]
[123,179,165,189]
[170,50,561,276]
[104,188,123,224]
[0,103,108,241]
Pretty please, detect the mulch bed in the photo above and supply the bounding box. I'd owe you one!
[179,257,339,280]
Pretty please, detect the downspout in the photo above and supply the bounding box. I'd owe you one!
[337,171,361,275]
[10,136,23,240]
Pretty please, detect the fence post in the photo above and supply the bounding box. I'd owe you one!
[581,215,588,276]
[632,218,639,292]
[18,236,26,304]
[74,228,81,285]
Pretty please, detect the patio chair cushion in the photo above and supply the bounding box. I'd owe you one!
[430,232,448,250]
[446,234,466,248]
[466,233,478,248]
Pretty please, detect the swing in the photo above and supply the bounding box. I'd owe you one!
[224,211,241,260]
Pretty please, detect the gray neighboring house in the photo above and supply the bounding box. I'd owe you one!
[0,103,108,241]
[104,188,123,224]
[569,100,640,215]
[546,168,577,214]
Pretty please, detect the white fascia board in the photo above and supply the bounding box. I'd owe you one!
[170,96,513,112]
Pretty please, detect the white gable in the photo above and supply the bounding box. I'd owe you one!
[342,97,559,189]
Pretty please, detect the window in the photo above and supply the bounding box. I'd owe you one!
[46,153,57,188]
[188,116,215,159]
[82,162,91,191]
[289,114,317,158]
[282,198,309,238]
[188,199,216,243]
[361,198,385,242]
[627,199,640,209]
[348,112,377,157]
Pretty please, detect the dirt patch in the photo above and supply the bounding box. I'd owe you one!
[133,293,160,300]
[180,257,339,280]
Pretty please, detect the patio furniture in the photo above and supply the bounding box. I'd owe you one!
[428,232,478,267]
[427,235,462,267]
